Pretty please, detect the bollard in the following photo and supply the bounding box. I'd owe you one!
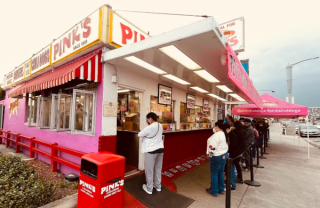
[263,134,269,155]
[260,135,267,159]
[265,131,269,147]
[253,142,264,168]
[225,158,232,208]
[244,146,261,187]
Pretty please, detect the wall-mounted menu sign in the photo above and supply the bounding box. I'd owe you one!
[25,60,31,77]
[203,99,209,112]
[31,45,51,75]
[13,63,25,83]
[6,72,13,86]
[158,84,172,106]
[186,93,195,109]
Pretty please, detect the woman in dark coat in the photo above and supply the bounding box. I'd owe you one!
[224,124,243,189]
[232,121,246,183]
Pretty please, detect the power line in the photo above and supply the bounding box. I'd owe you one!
[115,10,209,18]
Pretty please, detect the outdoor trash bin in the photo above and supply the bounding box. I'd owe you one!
[77,151,125,208]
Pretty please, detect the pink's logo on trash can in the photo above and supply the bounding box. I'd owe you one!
[80,180,96,193]
[101,180,124,199]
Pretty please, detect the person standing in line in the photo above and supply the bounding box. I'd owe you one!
[224,124,242,191]
[206,122,229,197]
[242,118,254,170]
[252,123,259,159]
[233,121,245,183]
[138,112,164,195]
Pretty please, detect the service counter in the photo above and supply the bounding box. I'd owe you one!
[116,128,213,172]
[162,129,212,169]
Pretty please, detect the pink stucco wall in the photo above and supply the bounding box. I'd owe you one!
[2,71,103,175]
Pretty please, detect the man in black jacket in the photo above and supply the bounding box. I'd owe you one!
[243,118,254,170]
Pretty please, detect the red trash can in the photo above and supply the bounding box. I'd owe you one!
[77,151,125,208]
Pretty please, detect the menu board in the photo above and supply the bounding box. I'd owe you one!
[13,63,25,83]
[118,94,128,111]
[203,99,209,112]
[158,84,172,106]
[31,45,51,75]
[6,72,13,86]
[25,60,31,77]
[186,93,195,109]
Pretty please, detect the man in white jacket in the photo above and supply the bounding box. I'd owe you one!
[138,112,164,194]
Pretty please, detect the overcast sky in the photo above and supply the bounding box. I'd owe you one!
[1,0,319,107]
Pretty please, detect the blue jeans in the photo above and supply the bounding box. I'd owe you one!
[253,138,257,158]
[209,152,229,195]
[231,164,236,188]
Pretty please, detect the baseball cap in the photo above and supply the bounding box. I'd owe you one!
[244,118,252,123]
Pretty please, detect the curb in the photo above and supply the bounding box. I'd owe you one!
[39,193,78,208]
[302,138,320,149]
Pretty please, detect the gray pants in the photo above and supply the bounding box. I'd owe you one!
[144,152,164,192]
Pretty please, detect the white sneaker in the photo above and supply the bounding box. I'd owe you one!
[153,185,161,192]
[142,184,152,194]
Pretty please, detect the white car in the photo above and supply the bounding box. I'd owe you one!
[299,125,320,137]
[315,123,320,130]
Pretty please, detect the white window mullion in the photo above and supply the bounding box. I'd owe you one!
[36,97,41,128]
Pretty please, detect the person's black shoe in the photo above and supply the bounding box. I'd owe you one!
[206,188,217,197]
[219,191,225,195]
[236,179,244,184]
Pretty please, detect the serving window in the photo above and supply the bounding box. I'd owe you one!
[26,83,97,135]
[180,102,211,130]
[150,95,175,130]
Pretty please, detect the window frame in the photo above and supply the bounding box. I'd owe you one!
[57,93,72,132]
[40,97,52,129]
[71,89,96,136]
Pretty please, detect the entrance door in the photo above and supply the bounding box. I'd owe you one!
[116,88,143,173]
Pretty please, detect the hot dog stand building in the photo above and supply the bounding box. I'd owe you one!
[1,5,262,175]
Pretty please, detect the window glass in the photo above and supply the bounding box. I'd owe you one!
[40,98,52,128]
[150,96,174,124]
[58,94,72,131]
[117,91,141,132]
[27,95,39,127]
[180,102,211,130]
[73,89,95,134]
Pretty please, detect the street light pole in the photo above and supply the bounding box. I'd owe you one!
[286,57,319,103]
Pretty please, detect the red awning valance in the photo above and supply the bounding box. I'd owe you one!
[10,51,102,98]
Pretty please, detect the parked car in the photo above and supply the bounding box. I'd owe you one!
[298,125,320,137]
[315,123,320,130]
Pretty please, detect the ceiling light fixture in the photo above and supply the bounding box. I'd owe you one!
[208,93,227,101]
[229,93,245,101]
[117,89,130,93]
[194,70,220,83]
[159,45,201,70]
[216,85,233,93]
[162,74,190,85]
[124,56,166,74]
[190,86,208,93]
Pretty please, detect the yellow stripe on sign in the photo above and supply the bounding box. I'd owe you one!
[99,8,102,41]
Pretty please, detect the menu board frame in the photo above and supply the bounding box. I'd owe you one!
[158,84,172,106]
[186,93,196,109]
[203,98,209,112]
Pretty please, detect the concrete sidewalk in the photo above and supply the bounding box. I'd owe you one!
[174,123,320,208]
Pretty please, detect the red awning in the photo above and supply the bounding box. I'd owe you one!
[10,51,102,98]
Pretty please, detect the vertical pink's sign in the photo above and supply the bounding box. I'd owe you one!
[227,44,263,109]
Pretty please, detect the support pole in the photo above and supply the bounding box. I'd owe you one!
[253,139,264,168]
[225,158,232,208]
[244,144,261,187]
